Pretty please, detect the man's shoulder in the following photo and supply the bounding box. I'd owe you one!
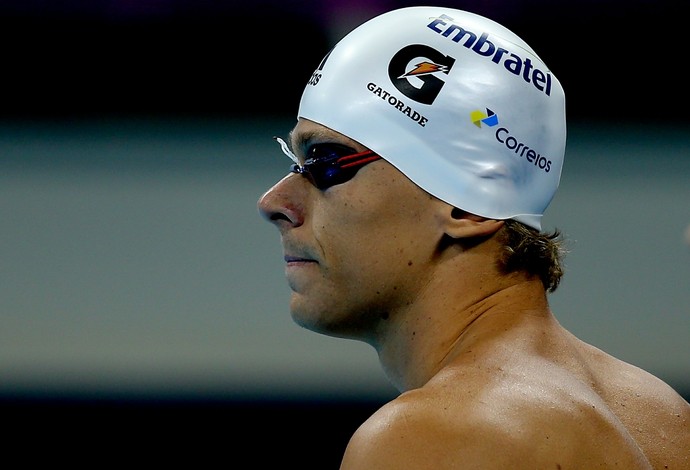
[340,374,655,469]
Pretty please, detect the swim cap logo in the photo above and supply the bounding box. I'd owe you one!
[470,108,498,127]
[400,61,452,78]
[307,49,333,87]
[388,45,455,105]
[472,108,552,173]
[427,14,553,97]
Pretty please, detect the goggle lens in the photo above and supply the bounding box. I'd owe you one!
[275,137,381,189]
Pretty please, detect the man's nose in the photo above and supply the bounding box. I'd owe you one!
[257,173,306,229]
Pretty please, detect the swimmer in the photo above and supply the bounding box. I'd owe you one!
[258,6,690,468]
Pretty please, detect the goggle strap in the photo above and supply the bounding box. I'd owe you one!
[274,136,299,165]
[338,151,380,169]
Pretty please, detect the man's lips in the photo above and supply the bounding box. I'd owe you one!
[284,255,317,264]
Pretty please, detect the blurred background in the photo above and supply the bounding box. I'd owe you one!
[1,0,688,466]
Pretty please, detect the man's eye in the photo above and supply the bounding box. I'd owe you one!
[307,143,356,161]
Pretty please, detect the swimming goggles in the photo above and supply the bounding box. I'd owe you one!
[275,136,381,190]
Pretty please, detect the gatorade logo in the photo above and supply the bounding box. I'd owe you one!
[471,108,552,173]
[388,44,456,105]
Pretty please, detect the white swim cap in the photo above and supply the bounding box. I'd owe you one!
[298,6,566,230]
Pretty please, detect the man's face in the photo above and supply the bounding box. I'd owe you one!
[257,118,447,340]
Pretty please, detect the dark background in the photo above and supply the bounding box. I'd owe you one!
[1,0,687,123]
[1,1,687,467]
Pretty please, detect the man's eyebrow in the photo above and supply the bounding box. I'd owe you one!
[289,128,358,155]
[279,129,312,161]
[289,129,321,154]
[286,129,313,157]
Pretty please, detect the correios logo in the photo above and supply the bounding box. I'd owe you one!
[471,108,498,127]
[471,108,552,173]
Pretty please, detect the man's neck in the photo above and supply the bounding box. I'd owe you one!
[375,277,550,392]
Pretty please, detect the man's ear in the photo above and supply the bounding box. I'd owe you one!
[445,207,504,239]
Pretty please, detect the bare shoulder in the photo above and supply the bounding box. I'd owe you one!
[340,387,503,469]
[339,369,657,469]
[579,343,690,468]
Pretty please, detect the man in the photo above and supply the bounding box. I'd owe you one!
[257,6,690,469]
